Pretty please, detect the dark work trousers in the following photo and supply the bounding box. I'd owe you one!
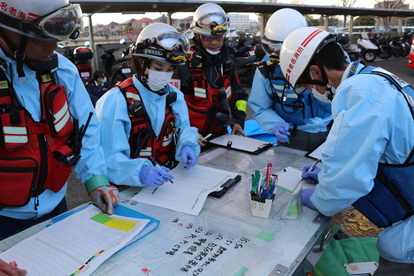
[0,198,67,240]
[279,129,329,152]
[374,256,414,276]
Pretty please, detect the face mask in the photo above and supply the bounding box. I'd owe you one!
[310,72,335,103]
[146,69,173,91]
[311,86,331,103]
[206,49,221,55]
[102,77,107,83]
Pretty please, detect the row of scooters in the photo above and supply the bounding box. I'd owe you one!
[337,31,412,62]
[58,39,133,87]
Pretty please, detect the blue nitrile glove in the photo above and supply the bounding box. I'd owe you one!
[181,146,198,170]
[90,185,120,215]
[301,165,321,184]
[301,189,317,211]
[274,122,290,143]
[139,166,174,187]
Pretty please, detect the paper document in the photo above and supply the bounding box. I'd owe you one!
[0,205,151,276]
[207,133,273,154]
[132,164,239,215]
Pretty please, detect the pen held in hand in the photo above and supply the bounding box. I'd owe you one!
[307,159,321,173]
[200,133,212,142]
[301,159,321,182]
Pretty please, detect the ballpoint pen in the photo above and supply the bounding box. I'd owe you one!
[307,159,321,173]
[200,133,212,142]
[148,157,173,194]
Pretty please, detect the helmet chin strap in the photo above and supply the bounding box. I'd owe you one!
[0,30,28,82]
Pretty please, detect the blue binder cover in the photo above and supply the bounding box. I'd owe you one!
[51,204,160,247]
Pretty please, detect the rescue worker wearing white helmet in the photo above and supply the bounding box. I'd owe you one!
[95,23,200,189]
[248,8,332,152]
[0,0,119,260]
[280,27,414,274]
[171,3,249,148]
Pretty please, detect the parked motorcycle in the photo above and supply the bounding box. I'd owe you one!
[233,55,257,87]
[98,39,127,78]
[59,41,93,86]
[108,41,134,85]
[357,32,378,62]
[337,33,360,61]
[369,33,392,59]
[72,45,93,86]
[228,36,259,58]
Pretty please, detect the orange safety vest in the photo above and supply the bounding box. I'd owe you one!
[118,78,178,168]
[0,57,75,208]
[185,46,235,134]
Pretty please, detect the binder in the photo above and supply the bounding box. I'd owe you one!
[207,133,273,154]
[51,204,159,247]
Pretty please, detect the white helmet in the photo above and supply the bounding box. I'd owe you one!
[132,23,189,66]
[280,27,332,88]
[0,0,82,41]
[190,3,229,37]
[262,8,307,59]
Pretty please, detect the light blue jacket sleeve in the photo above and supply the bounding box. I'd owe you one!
[55,55,109,188]
[248,67,285,134]
[95,86,151,186]
[310,72,414,263]
[169,85,201,161]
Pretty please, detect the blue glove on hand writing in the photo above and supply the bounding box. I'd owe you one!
[181,146,198,170]
[301,189,317,211]
[301,165,321,184]
[274,122,290,143]
[139,166,174,187]
[90,185,120,215]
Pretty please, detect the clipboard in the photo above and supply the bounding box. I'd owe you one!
[305,141,326,160]
[207,134,273,154]
[209,175,242,198]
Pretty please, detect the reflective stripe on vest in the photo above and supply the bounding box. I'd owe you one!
[53,101,70,133]
[3,126,28,144]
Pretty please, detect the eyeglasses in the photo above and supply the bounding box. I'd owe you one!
[32,4,82,41]
[203,36,225,42]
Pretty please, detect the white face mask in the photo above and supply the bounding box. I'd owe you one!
[310,72,336,103]
[311,86,331,103]
[146,69,173,91]
[206,49,221,55]
[102,77,107,83]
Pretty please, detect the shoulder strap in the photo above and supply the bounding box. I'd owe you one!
[365,67,414,119]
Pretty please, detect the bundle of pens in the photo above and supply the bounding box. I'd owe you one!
[250,163,277,218]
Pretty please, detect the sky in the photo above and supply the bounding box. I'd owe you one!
[82,0,390,26]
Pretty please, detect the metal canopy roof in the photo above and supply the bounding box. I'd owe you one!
[72,0,414,18]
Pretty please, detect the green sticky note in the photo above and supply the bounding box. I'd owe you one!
[90,213,112,224]
[257,231,275,241]
[234,266,249,276]
[289,204,299,215]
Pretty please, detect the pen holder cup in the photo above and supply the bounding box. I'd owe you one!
[251,196,274,218]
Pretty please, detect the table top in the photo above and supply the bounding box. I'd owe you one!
[1,145,331,276]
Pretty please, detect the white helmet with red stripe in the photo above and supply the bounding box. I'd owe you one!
[280,27,331,87]
[0,0,82,41]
